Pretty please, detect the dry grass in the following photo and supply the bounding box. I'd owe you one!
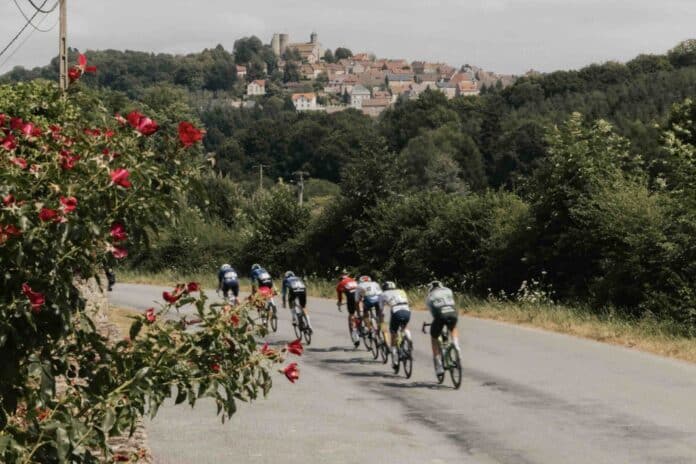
[109,307,141,335]
[119,271,696,363]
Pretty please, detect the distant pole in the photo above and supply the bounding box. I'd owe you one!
[254,164,267,191]
[293,170,309,206]
[58,0,68,92]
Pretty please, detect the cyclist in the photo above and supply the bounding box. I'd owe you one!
[378,281,411,372]
[336,271,360,347]
[250,263,273,294]
[217,264,239,304]
[425,281,460,376]
[282,271,308,327]
[356,275,383,337]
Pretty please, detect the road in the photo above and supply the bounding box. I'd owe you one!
[109,283,696,464]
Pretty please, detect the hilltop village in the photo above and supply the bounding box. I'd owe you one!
[235,32,515,116]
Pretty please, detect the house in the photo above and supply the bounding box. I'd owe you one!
[412,61,440,75]
[361,98,392,117]
[292,92,318,111]
[236,65,247,79]
[352,53,371,61]
[456,80,480,96]
[406,82,439,100]
[358,69,387,88]
[387,72,414,92]
[300,63,323,80]
[436,81,457,99]
[350,84,371,109]
[416,73,440,84]
[246,79,266,96]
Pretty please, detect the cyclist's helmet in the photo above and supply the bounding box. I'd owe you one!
[381,281,397,291]
[221,263,232,271]
[339,269,349,280]
[429,281,443,292]
[359,275,371,283]
[284,271,295,278]
[251,263,261,271]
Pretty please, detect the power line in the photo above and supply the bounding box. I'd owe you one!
[0,5,55,71]
[0,0,54,61]
[26,0,58,13]
[13,0,58,33]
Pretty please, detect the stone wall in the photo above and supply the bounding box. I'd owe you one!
[78,278,153,463]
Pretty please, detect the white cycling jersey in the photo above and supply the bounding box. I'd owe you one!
[355,281,382,302]
[378,289,410,315]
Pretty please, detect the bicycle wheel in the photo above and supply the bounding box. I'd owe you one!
[436,345,445,384]
[269,303,278,332]
[292,306,302,339]
[402,338,413,379]
[370,319,381,359]
[301,313,312,345]
[379,332,389,364]
[362,322,373,352]
[448,346,462,389]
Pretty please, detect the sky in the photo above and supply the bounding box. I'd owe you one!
[0,0,694,75]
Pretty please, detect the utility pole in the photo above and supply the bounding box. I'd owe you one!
[58,0,68,92]
[253,164,268,191]
[293,170,309,206]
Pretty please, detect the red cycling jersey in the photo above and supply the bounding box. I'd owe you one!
[336,276,358,303]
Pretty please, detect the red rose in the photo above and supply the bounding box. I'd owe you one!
[10,117,23,131]
[186,282,200,293]
[0,114,6,126]
[113,454,130,462]
[110,222,127,242]
[60,196,77,213]
[1,134,17,151]
[115,114,127,126]
[83,128,101,137]
[21,123,41,138]
[111,246,128,259]
[78,53,97,73]
[287,339,304,356]
[260,342,275,357]
[126,111,159,136]
[22,283,45,313]
[145,307,156,323]
[109,168,132,188]
[283,363,300,383]
[4,225,21,236]
[211,363,221,373]
[3,194,15,207]
[68,67,82,83]
[38,207,59,222]
[230,314,240,327]
[162,290,181,304]
[136,117,158,136]
[178,121,204,147]
[59,150,80,170]
[10,157,27,169]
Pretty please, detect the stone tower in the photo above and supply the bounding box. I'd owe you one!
[310,32,318,44]
[279,34,289,56]
[271,33,280,56]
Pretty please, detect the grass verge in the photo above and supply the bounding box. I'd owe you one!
[117,271,696,363]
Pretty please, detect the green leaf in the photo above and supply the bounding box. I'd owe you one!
[101,409,115,433]
[129,319,143,340]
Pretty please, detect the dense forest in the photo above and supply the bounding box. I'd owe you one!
[4,38,696,328]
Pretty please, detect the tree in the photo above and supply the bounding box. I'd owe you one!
[323,49,335,63]
[283,61,301,82]
[233,36,264,64]
[667,39,696,68]
[334,47,353,61]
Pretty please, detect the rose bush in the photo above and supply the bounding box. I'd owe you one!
[0,61,295,463]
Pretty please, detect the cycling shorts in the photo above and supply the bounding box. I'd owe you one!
[344,290,358,315]
[389,308,411,333]
[289,289,307,308]
[222,280,239,297]
[430,313,458,338]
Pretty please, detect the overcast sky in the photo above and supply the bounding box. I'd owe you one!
[0,0,694,75]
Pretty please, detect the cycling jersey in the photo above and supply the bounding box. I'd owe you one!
[219,268,238,284]
[282,276,307,307]
[379,289,410,315]
[426,287,457,319]
[337,276,358,314]
[251,267,273,289]
[356,281,382,302]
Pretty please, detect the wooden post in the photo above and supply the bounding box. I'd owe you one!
[58,0,68,92]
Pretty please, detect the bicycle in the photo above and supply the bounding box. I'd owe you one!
[391,324,413,378]
[364,305,384,360]
[338,302,371,350]
[291,300,313,345]
[257,287,278,333]
[422,321,462,389]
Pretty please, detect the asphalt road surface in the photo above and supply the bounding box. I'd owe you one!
[109,283,696,464]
